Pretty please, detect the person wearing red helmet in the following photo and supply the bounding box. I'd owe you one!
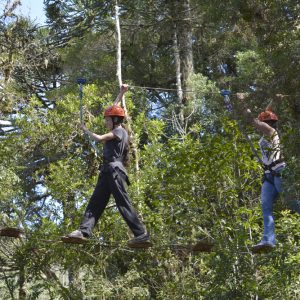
[64,84,150,247]
[237,93,300,253]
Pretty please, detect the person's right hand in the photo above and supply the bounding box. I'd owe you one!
[120,84,129,93]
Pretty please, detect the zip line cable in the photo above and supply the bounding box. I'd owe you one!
[56,76,300,98]
[129,85,196,93]
[60,78,300,97]
[130,85,300,98]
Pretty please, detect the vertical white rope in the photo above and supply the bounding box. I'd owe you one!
[115,0,140,176]
[115,2,129,118]
[115,3,122,87]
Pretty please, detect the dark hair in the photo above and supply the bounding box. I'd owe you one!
[263,120,278,129]
[121,123,131,167]
[112,116,124,126]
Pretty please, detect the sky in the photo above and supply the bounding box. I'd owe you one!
[1,0,47,25]
[19,0,46,24]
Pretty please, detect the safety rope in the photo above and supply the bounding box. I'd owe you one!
[0,232,290,256]
[58,77,300,97]
[77,78,101,157]
[129,85,300,97]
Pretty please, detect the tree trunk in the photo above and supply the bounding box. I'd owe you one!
[173,23,184,128]
[18,264,26,300]
[170,0,194,132]
[172,0,194,103]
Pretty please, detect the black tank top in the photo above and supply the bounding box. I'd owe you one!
[103,127,128,163]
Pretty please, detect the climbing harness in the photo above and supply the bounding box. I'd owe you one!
[77,78,101,156]
[263,159,284,174]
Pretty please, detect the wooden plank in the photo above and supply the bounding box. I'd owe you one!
[251,244,275,254]
[0,227,24,238]
[127,241,152,249]
[60,236,89,244]
[192,240,214,252]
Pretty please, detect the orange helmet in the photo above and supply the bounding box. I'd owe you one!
[258,110,278,122]
[104,105,125,117]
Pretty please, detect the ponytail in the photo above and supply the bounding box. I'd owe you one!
[121,123,131,167]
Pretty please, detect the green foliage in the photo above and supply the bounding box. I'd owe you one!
[236,50,274,87]
[0,165,20,204]
[0,0,300,299]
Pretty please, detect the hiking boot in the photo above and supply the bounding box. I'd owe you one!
[192,237,214,252]
[67,230,85,238]
[251,241,275,254]
[127,233,151,248]
[61,230,88,244]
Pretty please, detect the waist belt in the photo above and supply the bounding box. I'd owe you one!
[262,171,281,184]
[103,157,123,164]
[263,158,284,172]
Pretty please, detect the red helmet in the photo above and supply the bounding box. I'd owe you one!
[104,105,125,117]
[258,110,278,122]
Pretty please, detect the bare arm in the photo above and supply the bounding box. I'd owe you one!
[236,93,275,137]
[247,109,275,137]
[80,124,115,142]
[113,84,129,106]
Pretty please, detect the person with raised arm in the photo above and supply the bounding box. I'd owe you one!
[237,93,300,253]
[63,84,150,248]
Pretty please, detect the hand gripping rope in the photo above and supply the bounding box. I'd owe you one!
[77,78,100,156]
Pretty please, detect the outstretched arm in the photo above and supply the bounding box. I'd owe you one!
[80,124,115,142]
[236,93,275,137]
[113,84,129,106]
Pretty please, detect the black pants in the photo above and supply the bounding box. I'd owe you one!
[79,166,145,237]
